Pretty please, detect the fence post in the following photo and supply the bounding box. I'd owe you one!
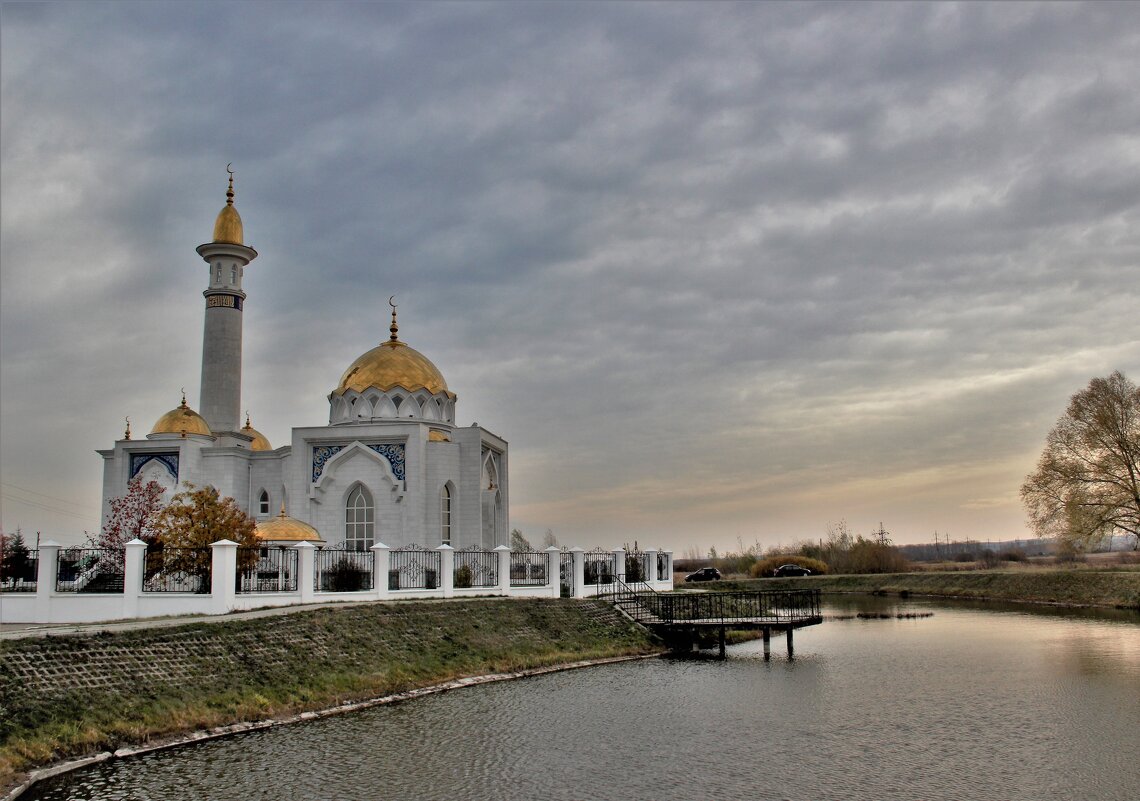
[439,544,455,597]
[545,546,561,598]
[645,548,658,589]
[124,539,147,619]
[612,548,626,586]
[295,542,315,604]
[35,540,61,623]
[570,547,585,599]
[210,539,238,615]
[371,542,390,600]
[495,545,511,595]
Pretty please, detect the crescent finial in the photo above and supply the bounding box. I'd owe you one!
[226,162,234,175]
[388,296,399,341]
[389,295,397,310]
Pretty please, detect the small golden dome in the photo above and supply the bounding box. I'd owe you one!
[256,506,324,543]
[334,300,452,397]
[428,429,451,442]
[150,395,212,437]
[241,413,272,451]
[211,165,244,245]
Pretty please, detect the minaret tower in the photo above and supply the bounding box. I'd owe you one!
[196,166,258,435]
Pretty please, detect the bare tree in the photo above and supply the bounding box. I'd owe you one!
[1021,371,1140,550]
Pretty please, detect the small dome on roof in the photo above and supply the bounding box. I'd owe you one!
[150,394,212,437]
[241,413,271,451]
[256,506,324,544]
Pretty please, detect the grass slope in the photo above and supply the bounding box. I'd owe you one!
[718,570,1140,608]
[0,598,658,787]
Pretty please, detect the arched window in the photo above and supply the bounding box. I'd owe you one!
[441,485,452,546]
[345,485,374,551]
[258,489,270,516]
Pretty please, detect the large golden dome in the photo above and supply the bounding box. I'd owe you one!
[150,396,212,437]
[335,339,451,396]
[256,507,324,543]
[334,302,453,397]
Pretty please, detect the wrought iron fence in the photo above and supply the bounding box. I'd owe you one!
[0,553,38,592]
[508,550,547,586]
[237,547,298,593]
[624,551,652,584]
[56,548,125,593]
[583,549,616,586]
[315,548,374,592]
[143,547,212,593]
[560,551,574,598]
[389,545,441,590]
[455,547,498,588]
[657,551,671,581]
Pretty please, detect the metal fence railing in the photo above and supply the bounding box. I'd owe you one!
[583,550,616,586]
[315,548,374,592]
[56,548,125,593]
[389,545,441,590]
[454,548,498,588]
[560,551,575,597]
[657,551,671,581]
[143,547,212,593]
[624,551,652,584]
[509,551,547,586]
[0,553,38,593]
[237,547,298,593]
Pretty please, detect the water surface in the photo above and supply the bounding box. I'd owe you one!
[26,597,1140,801]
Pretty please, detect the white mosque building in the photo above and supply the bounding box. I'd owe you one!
[97,171,509,551]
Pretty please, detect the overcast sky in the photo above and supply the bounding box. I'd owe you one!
[2,1,1138,554]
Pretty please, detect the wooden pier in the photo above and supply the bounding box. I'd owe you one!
[606,583,823,659]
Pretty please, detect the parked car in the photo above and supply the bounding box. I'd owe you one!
[773,564,812,577]
[684,567,722,582]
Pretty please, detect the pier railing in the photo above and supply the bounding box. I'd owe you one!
[605,580,821,628]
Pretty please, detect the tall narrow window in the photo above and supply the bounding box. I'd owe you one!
[441,485,452,546]
[259,490,270,516]
[345,486,374,551]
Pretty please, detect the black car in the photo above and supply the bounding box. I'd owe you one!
[773,564,812,577]
[684,567,722,582]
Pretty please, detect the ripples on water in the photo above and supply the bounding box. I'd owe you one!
[26,599,1140,801]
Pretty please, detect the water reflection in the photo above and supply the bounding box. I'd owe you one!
[25,598,1140,801]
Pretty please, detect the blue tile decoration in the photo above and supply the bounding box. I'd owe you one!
[129,452,179,481]
[367,443,406,481]
[312,443,405,483]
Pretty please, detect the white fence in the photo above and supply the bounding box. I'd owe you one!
[0,539,673,624]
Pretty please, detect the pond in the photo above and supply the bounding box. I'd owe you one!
[25,596,1140,801]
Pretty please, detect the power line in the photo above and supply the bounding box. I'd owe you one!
[1,481,95,512]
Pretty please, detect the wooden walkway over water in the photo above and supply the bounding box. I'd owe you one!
[605,583,823,659]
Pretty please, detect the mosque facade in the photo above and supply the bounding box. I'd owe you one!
[96,173,509,550]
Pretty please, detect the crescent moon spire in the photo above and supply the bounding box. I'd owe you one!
[389,296,400,342]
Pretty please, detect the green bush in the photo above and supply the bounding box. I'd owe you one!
[750,555,829,578]
[453,564,473,589]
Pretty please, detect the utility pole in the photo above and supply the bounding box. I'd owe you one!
[873,522,891,546]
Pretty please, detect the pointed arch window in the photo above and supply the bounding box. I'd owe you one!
[345,485,374,551]
[258,489,270,516]
[441,485,452,546]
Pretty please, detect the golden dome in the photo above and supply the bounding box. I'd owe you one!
[428,429,451,442]
[241,413,272,451]
[336,340,451,396]
[334,301,453,397]
[211,165,244,245]
[150,395,212,437]
[256,506,324,543]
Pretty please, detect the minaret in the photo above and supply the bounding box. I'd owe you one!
[196,166,258,434]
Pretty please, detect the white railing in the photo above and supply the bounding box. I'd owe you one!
[0,540,673,624]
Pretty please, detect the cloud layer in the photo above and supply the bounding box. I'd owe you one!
[3,2,1138,551]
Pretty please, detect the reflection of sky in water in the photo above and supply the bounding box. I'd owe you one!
[24,600,1140,801]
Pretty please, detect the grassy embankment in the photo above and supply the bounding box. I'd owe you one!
[0,598,659,789]
[715,568,1140,609]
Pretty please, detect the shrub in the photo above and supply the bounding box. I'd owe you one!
[750,555,829,578]
[453,564,473,589]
